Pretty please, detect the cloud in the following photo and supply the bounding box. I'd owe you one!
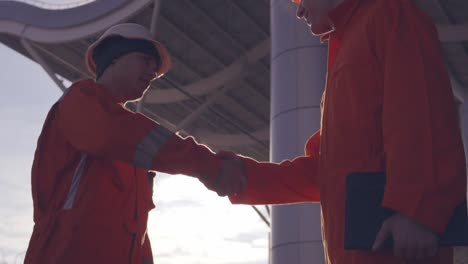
[0,154,34,263]
[156,199,204,212]
[227,231,268,246]
[0,181,33,263]
[155,247,192,258]
[148,175,269,264]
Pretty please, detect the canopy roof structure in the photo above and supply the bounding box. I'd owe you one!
[0,0,467,163]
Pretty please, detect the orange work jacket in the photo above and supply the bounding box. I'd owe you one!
[24,79,221,264]
[231,0,466,263]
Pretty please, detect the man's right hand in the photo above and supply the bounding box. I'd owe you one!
[200,151,247,196]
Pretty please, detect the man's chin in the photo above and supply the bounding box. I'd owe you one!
[310,27,321,36]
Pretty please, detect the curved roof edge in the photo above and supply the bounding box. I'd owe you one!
[0,0,128,28]
[0,0,152,43]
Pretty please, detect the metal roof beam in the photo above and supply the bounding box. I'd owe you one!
[145,38,270,103]
[184,0,270,71]
[175,83,234,131]
[149,0,161,36]
[143,14,270,133]
[30,42,92,78]
[0,0,151,43]
[159,76,269,149]
[200,127,269,147]
[20,39,67,92]
[180,0,272,109]
[230,1,269,38]
[139,0,162,112]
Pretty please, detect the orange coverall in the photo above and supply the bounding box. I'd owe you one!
[231,0,466,263]
[25,79,221,264]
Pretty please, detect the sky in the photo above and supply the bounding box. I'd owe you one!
[0,42,269,263]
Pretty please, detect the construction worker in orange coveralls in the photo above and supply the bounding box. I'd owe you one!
[226,0,467,264]
[24,23,245,264]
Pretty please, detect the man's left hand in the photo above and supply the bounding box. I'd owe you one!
[372,213,438,260]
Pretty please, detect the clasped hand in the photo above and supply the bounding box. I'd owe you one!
[200,151,246,196]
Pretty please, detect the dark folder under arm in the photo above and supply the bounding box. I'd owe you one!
[344,172,468,250]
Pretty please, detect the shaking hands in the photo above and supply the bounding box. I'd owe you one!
[200,151,247,196]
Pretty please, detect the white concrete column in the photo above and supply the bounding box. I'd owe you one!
[270,1,327,263]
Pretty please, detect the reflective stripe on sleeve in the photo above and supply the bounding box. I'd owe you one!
[133,125,174,170]
[63,154,89,210]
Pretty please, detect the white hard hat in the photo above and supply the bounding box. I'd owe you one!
[85,23,172,78]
